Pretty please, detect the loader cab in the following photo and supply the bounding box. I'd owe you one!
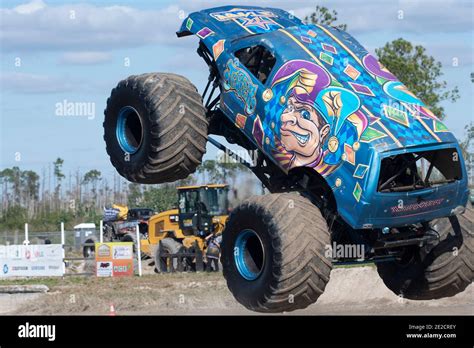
[177,184,229,236]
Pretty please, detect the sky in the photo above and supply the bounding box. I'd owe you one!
[0,0,473,184]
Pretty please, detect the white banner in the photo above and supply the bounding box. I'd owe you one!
[0,244,65,277]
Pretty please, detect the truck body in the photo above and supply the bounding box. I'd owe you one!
[177,6,468,230]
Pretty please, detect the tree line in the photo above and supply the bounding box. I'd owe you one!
[0,155,252,232]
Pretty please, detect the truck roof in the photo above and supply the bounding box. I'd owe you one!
[177,6,302,40]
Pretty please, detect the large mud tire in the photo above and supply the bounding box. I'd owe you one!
[104,73,208,184]
[376,209,473,300]
[221,193,332,313]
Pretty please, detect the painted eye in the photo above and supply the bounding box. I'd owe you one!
[286,104,294,113]
[301,110,311,120]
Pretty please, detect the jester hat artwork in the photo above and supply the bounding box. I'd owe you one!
[271,59,331,110]
[265,59,368,169]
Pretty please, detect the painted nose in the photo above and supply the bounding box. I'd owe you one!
[281,111,297,125]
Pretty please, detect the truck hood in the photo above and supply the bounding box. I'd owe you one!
[178,7,457,154]
[261,24,458,154]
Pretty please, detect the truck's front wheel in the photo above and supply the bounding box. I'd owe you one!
[221,193,332,313]
[376,211,473,300]
[104,73,208,184]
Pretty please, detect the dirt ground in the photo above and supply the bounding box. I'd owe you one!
[1,266,472,315]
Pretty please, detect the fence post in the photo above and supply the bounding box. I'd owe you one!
[61,222,65,245]
[136,225,142,277]
[23,223,29,245]
[99,220,103,243]
[60,222,66,276]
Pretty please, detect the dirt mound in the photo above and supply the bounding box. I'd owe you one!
[304,266,473,315]
[320,267,472,305]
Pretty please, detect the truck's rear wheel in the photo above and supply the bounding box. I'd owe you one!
[104,73,208,184]
[376,211,473,300]
[221,193,332,312]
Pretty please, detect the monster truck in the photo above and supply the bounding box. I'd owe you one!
[103,6,473,312]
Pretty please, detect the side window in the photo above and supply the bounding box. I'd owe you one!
[234,45,276,84]
[154,221,164,237]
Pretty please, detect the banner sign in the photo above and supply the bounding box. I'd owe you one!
[95,242,133,277]
[0,244,65,277]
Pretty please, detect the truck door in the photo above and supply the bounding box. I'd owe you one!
[220,39,278,152]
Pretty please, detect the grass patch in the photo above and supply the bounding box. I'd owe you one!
[0,276,93,289]
[0,277,62,288]
[333,262,376,268]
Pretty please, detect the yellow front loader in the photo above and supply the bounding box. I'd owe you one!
[140,184,228,272]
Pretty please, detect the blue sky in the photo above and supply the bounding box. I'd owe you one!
[0,0,473,183]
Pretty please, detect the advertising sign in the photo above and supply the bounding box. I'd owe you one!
[95,242,134,277]
[0,244,65,277]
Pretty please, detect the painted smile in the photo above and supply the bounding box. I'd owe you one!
[289,130,310,145]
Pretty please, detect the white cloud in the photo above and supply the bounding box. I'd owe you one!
[59,51,112,65]
[335,0,472,35]
[0,1,184,52]
[13,0,45,14]
[1,0,471,54]
[0,72,84,94]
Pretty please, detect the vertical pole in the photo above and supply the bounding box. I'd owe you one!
[136,224,142,277]
[61,222,66,276]
[24,223,29,245]
[99,220,103,243]
[61,222,65,245]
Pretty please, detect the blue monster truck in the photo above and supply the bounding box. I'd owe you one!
[103,6,473,312]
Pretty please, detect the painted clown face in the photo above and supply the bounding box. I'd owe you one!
[280,96,330,165]
[265,60,332,167]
